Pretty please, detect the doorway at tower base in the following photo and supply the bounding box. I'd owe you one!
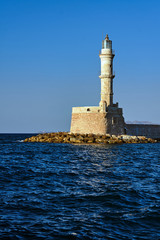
[70,106,125,135]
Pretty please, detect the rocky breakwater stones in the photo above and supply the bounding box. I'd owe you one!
[23,133,157,144]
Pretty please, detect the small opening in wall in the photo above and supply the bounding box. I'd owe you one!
[112,117,117,124]
[87,108,90,111]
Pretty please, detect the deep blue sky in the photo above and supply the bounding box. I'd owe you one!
[0,0,160,133]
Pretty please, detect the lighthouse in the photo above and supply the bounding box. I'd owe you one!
[99,34,114,110]
[70,34,125,135]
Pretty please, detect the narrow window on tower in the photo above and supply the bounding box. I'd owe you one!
[112,117,117,124]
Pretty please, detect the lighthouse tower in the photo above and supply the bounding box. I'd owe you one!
[70,34,125,135]
[99,34,114,111]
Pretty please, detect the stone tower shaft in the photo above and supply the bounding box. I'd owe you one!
[99,34,115,108]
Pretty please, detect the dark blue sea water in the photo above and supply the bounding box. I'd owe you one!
[0,134,160,240]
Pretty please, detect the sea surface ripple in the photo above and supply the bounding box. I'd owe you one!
[0,134,160,240]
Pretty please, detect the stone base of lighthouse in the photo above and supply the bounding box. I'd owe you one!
[70,104,125,135]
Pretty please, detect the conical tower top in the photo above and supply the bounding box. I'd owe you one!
[105,34,109,40]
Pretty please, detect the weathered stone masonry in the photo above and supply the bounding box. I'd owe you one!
[126,124,160,139]
[70,112,107,135]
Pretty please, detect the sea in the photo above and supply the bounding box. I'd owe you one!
[0,133,160,240]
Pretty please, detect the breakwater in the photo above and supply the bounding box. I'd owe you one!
[24,132,157,144]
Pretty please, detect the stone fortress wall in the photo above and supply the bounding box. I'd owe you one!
[70,111,107,135]
[126,124,160,139]
[70,106,106,134]
[70,104,125,136]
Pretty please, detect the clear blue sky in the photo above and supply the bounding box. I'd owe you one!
[0,0,160,133]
